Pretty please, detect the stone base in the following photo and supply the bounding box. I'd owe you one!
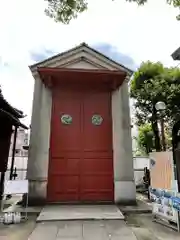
[117,199,137,206]
[26,180,47,206]
[26,179,136,206]
[26,195,46,206]
[114,180,136,205]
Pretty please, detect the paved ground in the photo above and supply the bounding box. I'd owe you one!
[0,195,179,240]
[28,220,137,240]
[0,214,37,240]
[0,213,179,240]
[120,193,152,214]
[126,213,180,240]
[37,205,124,221]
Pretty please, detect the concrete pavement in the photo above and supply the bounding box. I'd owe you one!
[1,196,179,240]
[126,213,180,240]
[28,220,138,240]
[1,212,179,240]
[0,215,37,240]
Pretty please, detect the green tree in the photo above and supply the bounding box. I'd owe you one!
[45,0,180,23]
[45,0,88,23]
[136,123,154,155]
[130,61,180,151]
[135,122,172,155]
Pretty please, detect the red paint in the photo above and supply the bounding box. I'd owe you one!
[47,84,114,202]
[38,67,126,90]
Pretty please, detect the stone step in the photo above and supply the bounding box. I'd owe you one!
[37,205,124,222]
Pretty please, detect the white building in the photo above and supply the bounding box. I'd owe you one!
[6,127,29,180]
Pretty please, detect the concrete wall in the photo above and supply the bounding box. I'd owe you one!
[133,157,150,170]
[27,76,52,204]
[133,157,150,185]
[112,80,136,204]
[66,60,100,69]
[4,128,29,181]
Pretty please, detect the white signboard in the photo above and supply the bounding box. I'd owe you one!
[4,180,28,194]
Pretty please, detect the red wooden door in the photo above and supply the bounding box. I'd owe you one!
[80,89,114,201]
[47,86,114,202]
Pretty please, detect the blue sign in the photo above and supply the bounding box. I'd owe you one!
[150,187,180,211]
[171,197,180,212]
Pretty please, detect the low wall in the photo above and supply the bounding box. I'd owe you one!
[133,157,150,185]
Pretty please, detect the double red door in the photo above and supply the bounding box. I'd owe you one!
[47,85,114,202]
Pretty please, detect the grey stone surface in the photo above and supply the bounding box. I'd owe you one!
[0,215,37,240]
[57,221,82,238]
[37,205,124,221]
[28,222,59,240]
[126,213,180,240]
[131,227,160,240]
[83,221,109,240]
[28,220,137,240]
[105,220,136,236]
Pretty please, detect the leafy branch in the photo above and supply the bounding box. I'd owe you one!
[44,0,180,24]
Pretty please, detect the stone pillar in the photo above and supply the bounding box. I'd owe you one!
[27,76,52,205]
[112,79,136,204]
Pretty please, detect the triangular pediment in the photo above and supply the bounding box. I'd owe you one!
[30,43,133,76]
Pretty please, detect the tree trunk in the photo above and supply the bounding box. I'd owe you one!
[152,106,161,151]
[160,118,166,151]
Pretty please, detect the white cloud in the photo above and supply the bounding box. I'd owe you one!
[0,0,180,125]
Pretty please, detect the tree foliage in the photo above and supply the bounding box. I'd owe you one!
[135,122,172,155]
[45,0,180,23]
[45,0,87,23]
[131,62,180,124]
[130,61,180,151]
[136,123,154,154]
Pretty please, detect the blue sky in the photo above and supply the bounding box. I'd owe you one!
[0,0,180,125]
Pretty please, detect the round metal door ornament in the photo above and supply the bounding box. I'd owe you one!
[92,115,103,126]
[61,114,72,125]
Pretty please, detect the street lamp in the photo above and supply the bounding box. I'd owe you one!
[155,101,166,151]
[155,101,166,111]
